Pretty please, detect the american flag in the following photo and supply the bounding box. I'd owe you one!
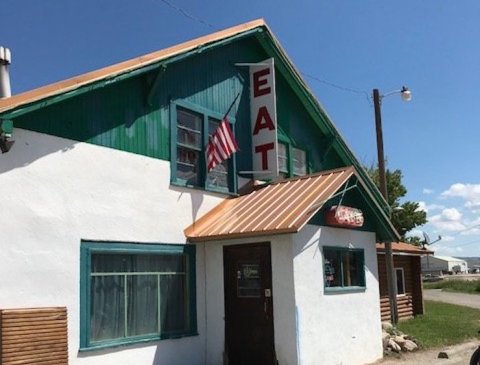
[207,118,239,172]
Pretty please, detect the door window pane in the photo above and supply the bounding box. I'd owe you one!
[237,263,262,297]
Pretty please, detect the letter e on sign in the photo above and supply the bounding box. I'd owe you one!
[253,68,271,97]
[249,58,278,180]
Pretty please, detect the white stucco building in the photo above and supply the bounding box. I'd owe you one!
[0,19,399,365]
[422,255,469,275]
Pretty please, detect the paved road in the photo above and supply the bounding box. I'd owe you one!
[424,289,480,309]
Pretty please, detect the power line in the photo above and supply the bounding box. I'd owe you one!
[301,72,372,105]
[155,0,214,28]
[153,0,372,102]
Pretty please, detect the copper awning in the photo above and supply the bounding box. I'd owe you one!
[377,242,433,255]
[185,166,357,242]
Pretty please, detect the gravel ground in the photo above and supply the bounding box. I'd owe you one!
[368,341,479,364]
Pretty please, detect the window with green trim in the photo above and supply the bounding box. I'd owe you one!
[80,242,197,350]
[173,102,236,193]
[278,142,307,178]
[323,246,365,289]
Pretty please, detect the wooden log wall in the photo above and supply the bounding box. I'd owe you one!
[377,254,425,319]
[380,295,414,321]
[0,307,68,365]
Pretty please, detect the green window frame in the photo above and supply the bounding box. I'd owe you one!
[323,246,365,291]
[170,100,237,193]
[80,241,197,351]
[277,141,308,178]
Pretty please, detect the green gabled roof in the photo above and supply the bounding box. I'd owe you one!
[0,18,398,241]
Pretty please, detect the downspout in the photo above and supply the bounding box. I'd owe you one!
[0,46,14,153]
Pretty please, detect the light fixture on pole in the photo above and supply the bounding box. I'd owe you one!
[372,86,412,324]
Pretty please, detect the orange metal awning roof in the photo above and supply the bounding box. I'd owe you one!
[185,166,356,242]
[376,242,433,255]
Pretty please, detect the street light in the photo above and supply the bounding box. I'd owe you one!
[372,86,412,324]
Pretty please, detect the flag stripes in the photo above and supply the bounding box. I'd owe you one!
[207,118,238,172]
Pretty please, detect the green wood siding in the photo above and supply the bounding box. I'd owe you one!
[13,36,344,177]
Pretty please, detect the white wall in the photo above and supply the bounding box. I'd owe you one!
[293,225,383,365]
[0,129,226,365]
[201,235,298,365]
[422,256,468,273]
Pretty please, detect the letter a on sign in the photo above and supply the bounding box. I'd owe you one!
[250,58,278,180]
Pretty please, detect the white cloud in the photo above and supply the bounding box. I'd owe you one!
[416,201,427,213]
[423,188,434,194]
[416,202,445,214]
[429,208,466,232]
[441,235,455,242]
[441,183,480,211]
[407,230,423,239]
[442,208,462,221]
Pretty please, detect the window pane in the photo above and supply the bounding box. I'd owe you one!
[92,254,185,273]
[324,248,365,288]
[177,109,202,148]
[207,118,229,189]
[90,275,125,342]
[396,269,405,295]
[292,147,306,176]
[177,147,200,185]
[278,143,288,174]
[92,254,132,273]
[161,275,187,333]
[84,245,195,348]
[134,254,185,273]
[127,275,158,337]
[324,249,341,287]
[343,251,361,286]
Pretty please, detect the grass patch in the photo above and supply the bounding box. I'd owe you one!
[397,300,480,349]
[424,279,480,294]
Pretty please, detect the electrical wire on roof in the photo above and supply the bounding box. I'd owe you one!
[153,0,371,102]
[301,72,372,105]
[155,0,214,28]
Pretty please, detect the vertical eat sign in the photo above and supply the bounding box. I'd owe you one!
[250,58,278,180]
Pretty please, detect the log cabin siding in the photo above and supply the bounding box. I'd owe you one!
[0,307,68,365]
[377,254,425,321]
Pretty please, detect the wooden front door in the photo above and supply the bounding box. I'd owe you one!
[223,243,275,365]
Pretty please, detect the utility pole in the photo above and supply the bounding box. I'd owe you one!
[373,88,398,324]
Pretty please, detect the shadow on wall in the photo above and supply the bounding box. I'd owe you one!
[0,128,77,175]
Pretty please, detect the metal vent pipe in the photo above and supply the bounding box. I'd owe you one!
[0,46,12,98]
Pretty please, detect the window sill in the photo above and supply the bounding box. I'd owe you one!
[170,180,238,197]
[79,331,199,352]
[324,286,366,294]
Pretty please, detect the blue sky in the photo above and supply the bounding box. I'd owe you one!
[3,0,480,256]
